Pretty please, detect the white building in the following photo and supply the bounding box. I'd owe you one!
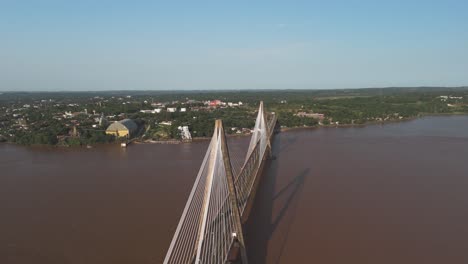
[167,107,177,113]
[140,108,163,114]
[178,126,192,141]
[160,121,172,126]
[63,111,73,118]
[180,108,187,112]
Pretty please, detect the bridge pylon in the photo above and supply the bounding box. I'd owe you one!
[216,120,249,264]
[164,120,249,264]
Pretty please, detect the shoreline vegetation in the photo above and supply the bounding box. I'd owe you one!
[2,113,467,149]
[1,87,467,148]
[3,113,468,148]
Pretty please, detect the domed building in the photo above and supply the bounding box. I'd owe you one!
[105,119,138,138]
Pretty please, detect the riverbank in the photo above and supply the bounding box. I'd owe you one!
[3,113,466,148]
[279,113,468,132]
[280,118,412,132]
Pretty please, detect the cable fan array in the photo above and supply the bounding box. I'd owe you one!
[164,102,276,264]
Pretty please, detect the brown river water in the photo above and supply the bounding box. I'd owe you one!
[1,116,468,264]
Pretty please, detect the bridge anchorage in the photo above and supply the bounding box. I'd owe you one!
[164,102,277,264]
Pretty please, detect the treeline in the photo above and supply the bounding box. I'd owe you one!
[65,131,115,146]
[13,127,116,146]
[273,92,467,125]
[136,108,256,140]
[3,87,468,106]
[277,112,319,127]
[12,119,67,145]
[13,130,59,145]
[3,88,468,145]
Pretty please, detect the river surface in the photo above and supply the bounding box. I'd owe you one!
[1,116,468,264]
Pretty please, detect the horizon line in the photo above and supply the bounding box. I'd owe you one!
[2,86,468,93]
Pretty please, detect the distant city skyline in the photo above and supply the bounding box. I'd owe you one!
[1,1,467,91]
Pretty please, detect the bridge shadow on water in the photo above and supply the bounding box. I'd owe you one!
[244,133,308,264]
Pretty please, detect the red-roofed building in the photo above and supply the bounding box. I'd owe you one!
[209,100,222,106]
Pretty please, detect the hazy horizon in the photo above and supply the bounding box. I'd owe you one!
[2,86,468,94]
[1,1,467,91]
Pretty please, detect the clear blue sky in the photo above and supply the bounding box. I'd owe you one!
[1,0,467,91]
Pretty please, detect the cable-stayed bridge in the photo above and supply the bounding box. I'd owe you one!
[164,102,277,264]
